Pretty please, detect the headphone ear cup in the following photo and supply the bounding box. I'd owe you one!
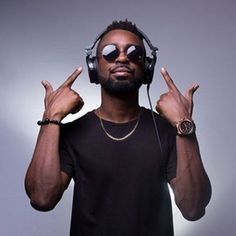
[144,57,154,84]
[86,56,99,84]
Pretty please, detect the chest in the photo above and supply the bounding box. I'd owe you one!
[71,125,167,187]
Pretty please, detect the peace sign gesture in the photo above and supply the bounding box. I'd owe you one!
[42,67,84,121]
[156,68,199,126]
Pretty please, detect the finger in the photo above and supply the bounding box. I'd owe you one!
[160,67,179,92]
[71,100,84,114]
[155,103,164,117]
[61,67,83,88]
[185,84,199,101]
[41,80,53,97]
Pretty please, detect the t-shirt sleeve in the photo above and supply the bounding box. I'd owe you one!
[166,128,177,182]
[59,126,74,178]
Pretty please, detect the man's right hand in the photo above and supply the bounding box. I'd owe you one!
[41,67,84,121]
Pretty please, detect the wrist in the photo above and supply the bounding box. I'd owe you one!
[43,111,63,122]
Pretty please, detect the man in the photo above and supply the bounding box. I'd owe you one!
[25,20,211,236]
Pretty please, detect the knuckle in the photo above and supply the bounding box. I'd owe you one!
[167,77,173,83]
[160,94,165,99]
[156,100,162,109]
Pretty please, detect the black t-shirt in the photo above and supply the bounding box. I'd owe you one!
[60,108,177,236]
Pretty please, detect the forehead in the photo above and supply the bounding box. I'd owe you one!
[98,29,144,49]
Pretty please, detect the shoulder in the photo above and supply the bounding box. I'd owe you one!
[141,107,176,135]
[60,110,97,134]
[142,107,172,126]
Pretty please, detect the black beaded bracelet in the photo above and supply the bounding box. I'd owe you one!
[37,118,61,126]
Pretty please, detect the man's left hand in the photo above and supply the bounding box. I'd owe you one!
[155,67,199,126]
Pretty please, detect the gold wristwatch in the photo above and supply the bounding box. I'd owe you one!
[176,118,195,136]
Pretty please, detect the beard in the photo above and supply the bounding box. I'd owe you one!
[98,74,143,95]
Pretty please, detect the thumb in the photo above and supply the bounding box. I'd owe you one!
[185,84,199,101]
[41,80,53,97]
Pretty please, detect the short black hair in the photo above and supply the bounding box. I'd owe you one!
[103,19,144,40]
[95,19,145,55]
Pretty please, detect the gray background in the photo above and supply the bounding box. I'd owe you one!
[1,0,235,235]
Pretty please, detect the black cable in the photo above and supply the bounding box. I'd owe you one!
[146,84,164,156]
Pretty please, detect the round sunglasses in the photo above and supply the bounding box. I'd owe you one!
[100,44,145,63]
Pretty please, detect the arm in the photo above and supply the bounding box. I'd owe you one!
[170,134,211,220]
[25,68,84,211]
[156,68,212,221]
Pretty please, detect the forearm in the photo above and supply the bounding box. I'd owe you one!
[172,134,211,220]
[25,124,64,211]
[25,69,83,210]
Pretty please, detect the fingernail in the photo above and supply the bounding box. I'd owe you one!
[161,67,166,73]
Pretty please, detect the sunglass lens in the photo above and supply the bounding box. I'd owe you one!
[102,45,119,61]
[127,45,143,63]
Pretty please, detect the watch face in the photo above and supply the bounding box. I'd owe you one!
[179,120,194,135]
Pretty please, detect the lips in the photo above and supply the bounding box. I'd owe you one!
[110,66,133,75]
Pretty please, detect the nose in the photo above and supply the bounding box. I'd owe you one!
[115,51,129,64]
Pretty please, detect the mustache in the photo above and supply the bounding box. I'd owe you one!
[109,65,134,73]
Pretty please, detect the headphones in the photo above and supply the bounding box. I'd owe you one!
[85,27,158,85]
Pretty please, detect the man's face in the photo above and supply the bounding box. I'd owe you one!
[96,29,146,95]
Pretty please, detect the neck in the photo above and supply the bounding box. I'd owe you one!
[98,88,140,123]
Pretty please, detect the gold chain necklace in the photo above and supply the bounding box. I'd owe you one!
[98,108,141,141]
